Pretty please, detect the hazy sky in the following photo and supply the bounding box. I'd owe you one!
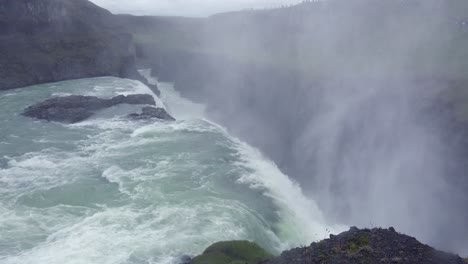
[91,0,303,16]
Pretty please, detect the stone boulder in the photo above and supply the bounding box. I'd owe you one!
[127,106,175,121]
[22,94,156,123]
[110,94,156,105]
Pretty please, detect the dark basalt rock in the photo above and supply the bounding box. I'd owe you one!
[0,0,142,91]
[177,255,192,264]
[127,106,175,121]
[120,65,161,96]
[110,94,156,105]
[190,241,273,264]
[22,94,156,123]
[261,227,465,264]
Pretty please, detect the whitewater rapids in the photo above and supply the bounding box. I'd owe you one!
[0,73,342,264]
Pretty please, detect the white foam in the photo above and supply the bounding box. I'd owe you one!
[138,69,158,85]
[158,82,206,120]
[100,166,132,195]
[129,80,342,248]
[130,119,218,138]
[51,92,73,97]
[184,120,347,247]
[138,69,158,86]
[0,93,17,97]
[138,69,167,109]
[1,75,345,263]
[232,139,346,246]
[0,150,85,197]
[123,80,166,110]
[129,113,345,249]
[1,201,274,264]
[138,69,204,119]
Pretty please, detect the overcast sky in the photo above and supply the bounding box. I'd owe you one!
[91,0,304,16]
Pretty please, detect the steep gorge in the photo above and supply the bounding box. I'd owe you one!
[126,0,468,254]
[0,0,143,90]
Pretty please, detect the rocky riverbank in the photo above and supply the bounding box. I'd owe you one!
[188,227,467,264]
[263,227,465,264]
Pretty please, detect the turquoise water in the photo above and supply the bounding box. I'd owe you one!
[0,74,340,264]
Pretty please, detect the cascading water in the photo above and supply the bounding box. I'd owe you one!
[0,74,342,264]
[185,61,467,253]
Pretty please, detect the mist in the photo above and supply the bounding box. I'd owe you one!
[132,0,468,255]
[91,0,304,16]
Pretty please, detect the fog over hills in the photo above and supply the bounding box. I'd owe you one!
[90,0,304,16]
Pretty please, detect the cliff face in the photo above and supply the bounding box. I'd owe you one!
[0,0,138,90]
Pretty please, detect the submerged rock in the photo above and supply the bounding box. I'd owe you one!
[22,94,156,123]
[261,227,465,264]
[177,255,192,264]
[110,94,156,105]
[190,241,273,264]
[127,106,175,121]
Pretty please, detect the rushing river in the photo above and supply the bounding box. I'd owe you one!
[0,72,340,264]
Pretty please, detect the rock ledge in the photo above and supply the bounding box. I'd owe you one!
[127,106,175,121]
[22,94,156,123]
[261,227,465,264]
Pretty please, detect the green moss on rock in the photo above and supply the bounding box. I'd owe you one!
[191,241,273,264]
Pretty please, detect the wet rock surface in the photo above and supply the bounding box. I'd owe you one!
[261,227,465,264]
[127,106,175,121]
[22,94,156,123]
[190,241,273,264]
[177,255,192,264]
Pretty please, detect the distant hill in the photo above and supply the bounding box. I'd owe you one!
[123,0,468,79]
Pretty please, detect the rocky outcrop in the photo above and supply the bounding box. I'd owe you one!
[128,106,175,121]
[111,94,155,105]
[177,255,192,264]
[22,94,156,123]
[0,0,146,91]
[261,227,465,264]
[190,228,466,264]
[190,241,273,264]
